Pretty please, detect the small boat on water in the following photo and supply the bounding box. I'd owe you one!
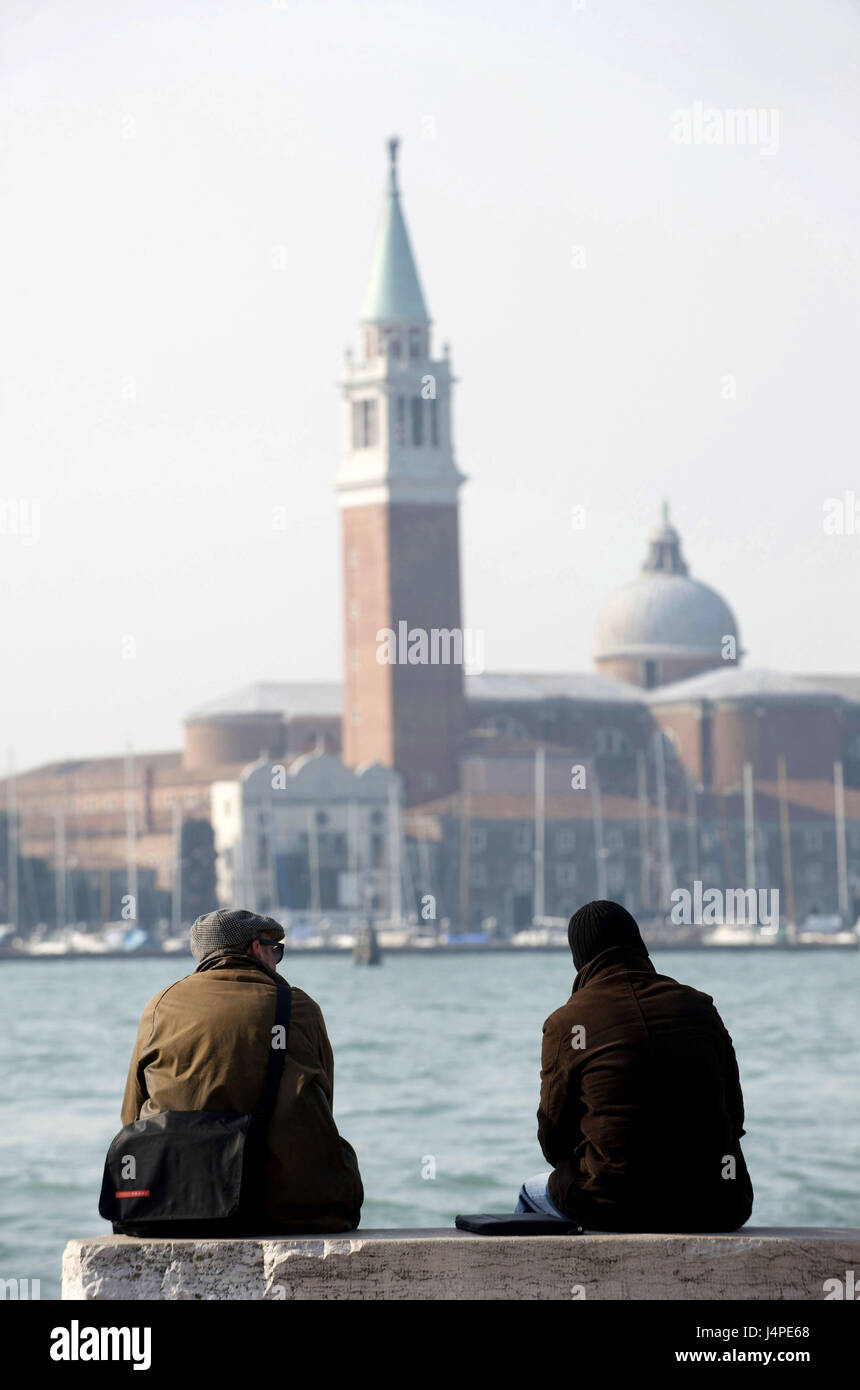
[353,920,382,966]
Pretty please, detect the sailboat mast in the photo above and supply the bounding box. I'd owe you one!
[777,755,796,930]
[458,791,470,933]
[653,732,673,911]
[590,764,608,901]
[534,744,546,921]
[636,750,649,912]
[347,798,359,931]
[834,760,850,922]
[743,762,756,894]
[307,806,321,919]
[171,800,182,937]
[387,780,402,925]
[54,808,66,932]
[124,745,138,922]
[6,752,18,931]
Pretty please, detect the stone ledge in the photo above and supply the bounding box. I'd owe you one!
[62,1227,860,1300]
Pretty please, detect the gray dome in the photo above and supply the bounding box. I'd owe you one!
[595,507,740,663]
[595,572,739,661]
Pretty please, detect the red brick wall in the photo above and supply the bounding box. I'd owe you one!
[341,501,465,803]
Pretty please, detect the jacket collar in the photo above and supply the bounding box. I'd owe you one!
[572,944,654,993]
[194,950,281,983]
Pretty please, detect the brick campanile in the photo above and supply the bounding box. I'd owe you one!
[336,138,466,806]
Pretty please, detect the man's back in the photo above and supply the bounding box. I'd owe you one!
[538,945,753,1231]
[122,951,363,1233]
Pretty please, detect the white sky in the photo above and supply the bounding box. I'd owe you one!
[2,0,858,773]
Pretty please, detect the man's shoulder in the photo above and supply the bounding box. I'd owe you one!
[285,982,324,1014]
[543,997,577,1035]
[644,970,716,1010]
[140,978,186,1015]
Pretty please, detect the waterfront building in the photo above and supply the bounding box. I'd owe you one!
[210,749,400,921]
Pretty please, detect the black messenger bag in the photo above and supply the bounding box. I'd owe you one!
[99,981,291,1236]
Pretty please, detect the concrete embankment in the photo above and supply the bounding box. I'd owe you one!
[62,1228,860,1300]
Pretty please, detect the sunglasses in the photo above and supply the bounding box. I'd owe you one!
[257,937,284,963]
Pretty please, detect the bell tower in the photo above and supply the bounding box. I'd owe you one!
[336,138,466,806]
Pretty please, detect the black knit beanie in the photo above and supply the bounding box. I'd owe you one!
[567,900,649,971]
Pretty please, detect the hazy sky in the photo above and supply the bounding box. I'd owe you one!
[2,0,858,773]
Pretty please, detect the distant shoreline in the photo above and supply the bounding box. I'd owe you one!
[1,940,857,962]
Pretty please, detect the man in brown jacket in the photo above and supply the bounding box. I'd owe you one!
[121,907,363,1233]
[517,900,753,1232]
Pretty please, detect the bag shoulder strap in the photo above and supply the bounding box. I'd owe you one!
[256,981,292,1117]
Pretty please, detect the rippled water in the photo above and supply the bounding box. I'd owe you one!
[1,950,858,1298]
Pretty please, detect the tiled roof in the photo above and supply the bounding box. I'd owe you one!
[648,667,857,706]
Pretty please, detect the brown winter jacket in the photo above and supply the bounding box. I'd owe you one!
[121,951,363,1232]
[538,945,753,1232]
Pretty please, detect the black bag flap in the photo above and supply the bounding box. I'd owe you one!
[99,1110,252,1225]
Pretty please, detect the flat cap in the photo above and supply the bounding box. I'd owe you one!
[189,907,284,963]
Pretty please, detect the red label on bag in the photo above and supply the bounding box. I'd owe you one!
[115,1190,151,1198]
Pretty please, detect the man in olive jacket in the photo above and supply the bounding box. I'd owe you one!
[518,900,753,1232]
[121,908,363,1233]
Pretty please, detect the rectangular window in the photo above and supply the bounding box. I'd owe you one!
[396,395,406,446]
[555,828,576,854]
[409,328,423,359]
[430,397,438,446]
[352,399,378,449]
[469,826,487,853]
[411,396,424,446]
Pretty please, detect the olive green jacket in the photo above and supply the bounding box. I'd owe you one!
[121,951,363,1232]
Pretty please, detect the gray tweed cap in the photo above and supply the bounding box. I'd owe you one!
[189,907,284,963]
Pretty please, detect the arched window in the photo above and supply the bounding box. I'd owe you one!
[410,396,424,446]
[352,399,378,449]
[594,728,632,757]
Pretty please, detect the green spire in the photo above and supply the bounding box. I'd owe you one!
[360,137,429,323]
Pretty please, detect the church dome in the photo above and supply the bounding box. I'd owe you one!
[594,506,741,687]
